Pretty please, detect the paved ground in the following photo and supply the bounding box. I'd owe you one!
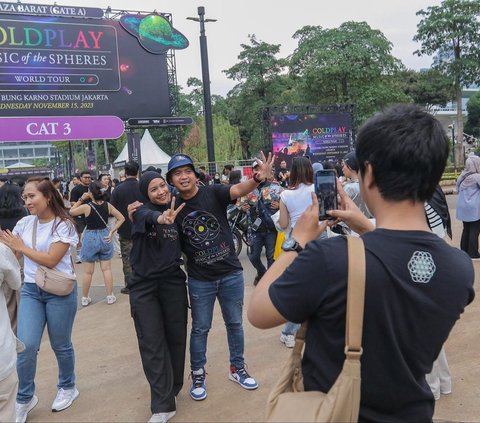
[27,193,479,422]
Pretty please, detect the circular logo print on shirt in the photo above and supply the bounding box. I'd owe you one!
[182,210,220,248]
[408,251,436,283]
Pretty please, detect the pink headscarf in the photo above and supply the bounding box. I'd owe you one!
[457,155,480,190]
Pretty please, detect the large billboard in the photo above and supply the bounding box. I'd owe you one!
[0,13,177,119]
[271,112,352,166]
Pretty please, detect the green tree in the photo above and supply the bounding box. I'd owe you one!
[396,69,452,109]
[465,91,480,138]
[414,0,480,165]
[289,22,408,123]
[182,114,243,162]
[223,35,289,156]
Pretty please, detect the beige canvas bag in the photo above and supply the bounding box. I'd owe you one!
[266,236,366,422]
[32,218,76,296]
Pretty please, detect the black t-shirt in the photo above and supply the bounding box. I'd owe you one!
[275,169,289,188]
[269,230,475,422]
[175,185,242,281]
[70,184,89,223]
[110,178,142,240]
[130,203,182,279]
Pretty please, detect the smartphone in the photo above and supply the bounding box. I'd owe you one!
[251,217,262,231]
[314,170,337,220]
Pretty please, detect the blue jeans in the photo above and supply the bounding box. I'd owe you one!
[17,283,77,403]
[247,230,277,277]
[188,270,244,370]
[283,321,300,336]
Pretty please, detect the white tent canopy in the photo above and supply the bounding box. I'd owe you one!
[6,162,35,168]
[114,129,171,173]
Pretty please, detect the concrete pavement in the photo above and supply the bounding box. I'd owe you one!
[27,194,479,422]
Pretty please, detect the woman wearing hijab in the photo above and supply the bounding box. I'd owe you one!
[456,155,480,258]
[129,171,187,423]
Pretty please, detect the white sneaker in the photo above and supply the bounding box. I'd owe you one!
[81,297,91,307]
[16,395,38,423]
[280,333,295,348]
[106,294,117,305]
[51,387,79,412]
[148,410,176,423]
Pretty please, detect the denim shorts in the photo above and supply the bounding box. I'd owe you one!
[80,228,113,262]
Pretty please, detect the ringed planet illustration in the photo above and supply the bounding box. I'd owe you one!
[120,14,189,54]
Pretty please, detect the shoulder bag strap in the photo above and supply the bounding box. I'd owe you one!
[89,202,109,227]
[31,217,38,250]
[345,236,366,360]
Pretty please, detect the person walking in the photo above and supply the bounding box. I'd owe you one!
[110,161,143,295]
[0,177,80,423]
[69,170,91,263]
[246,162,282,285]
[129,171,187,423]
[277,156,315,347]
[456,155,480,259]
[69,181,125,306]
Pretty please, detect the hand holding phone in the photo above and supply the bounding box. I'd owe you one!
[314,170,338,220]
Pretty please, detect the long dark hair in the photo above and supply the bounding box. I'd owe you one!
[25,177,75,234]
[0,183,24,218]
[289,157,313,189]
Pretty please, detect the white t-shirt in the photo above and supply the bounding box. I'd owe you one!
[280,183,315,228]
[13,215,78,283]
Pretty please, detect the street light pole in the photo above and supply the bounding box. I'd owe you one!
[449,123,456,171]
[187,7,217,175]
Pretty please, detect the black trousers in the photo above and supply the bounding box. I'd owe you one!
[129,267,188,413]
[460,220,480,258]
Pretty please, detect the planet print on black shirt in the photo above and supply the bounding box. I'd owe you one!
[182,211,220,248]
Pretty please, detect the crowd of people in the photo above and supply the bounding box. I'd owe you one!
[0,104,476,423]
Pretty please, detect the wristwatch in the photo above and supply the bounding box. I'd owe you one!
[281,237,304,253]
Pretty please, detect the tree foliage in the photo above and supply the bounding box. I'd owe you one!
[396,69,453,108]
[414,0,480,164]
[465,91,480,138]
[182,114,243,162]
[289,21,408,124]
[223,35,289,157]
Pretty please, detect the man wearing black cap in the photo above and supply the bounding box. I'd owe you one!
[110,161,142,294]
[165,152,273,402]
[342,151,371,218]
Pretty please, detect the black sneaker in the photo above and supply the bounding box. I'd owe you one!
[120,287,130,294]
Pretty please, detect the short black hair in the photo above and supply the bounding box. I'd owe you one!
[356,104,448,202]
[125,161,139,177]
[80,170,91,177]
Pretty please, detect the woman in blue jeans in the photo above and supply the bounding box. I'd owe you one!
[0,177,79,423]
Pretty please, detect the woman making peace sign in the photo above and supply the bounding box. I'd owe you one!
[128,171,187,423]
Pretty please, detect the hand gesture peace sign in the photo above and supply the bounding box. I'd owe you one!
[158,196,186,225]
[252,151,274,182]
